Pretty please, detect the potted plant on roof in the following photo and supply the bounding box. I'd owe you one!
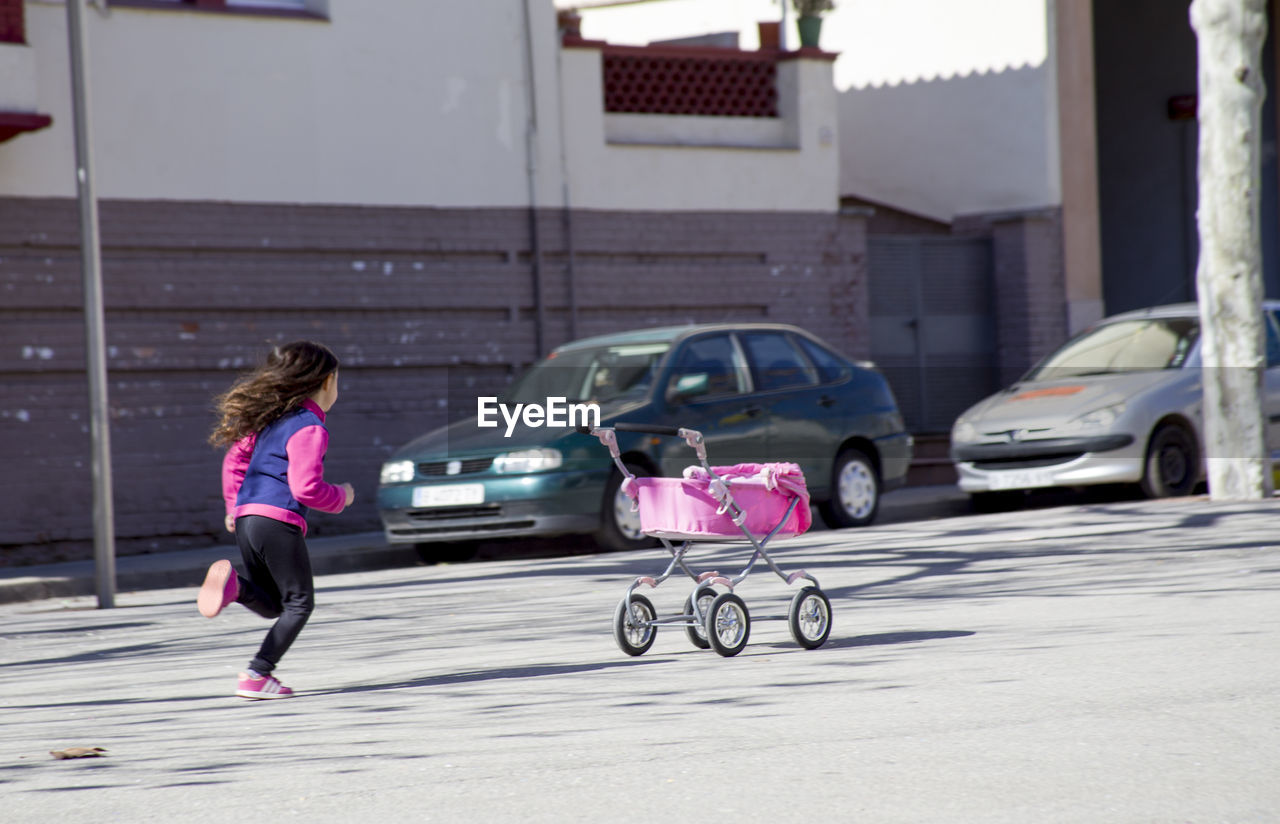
[793,0,834,48]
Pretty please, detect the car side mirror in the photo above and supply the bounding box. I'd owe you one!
[666,372,709,403]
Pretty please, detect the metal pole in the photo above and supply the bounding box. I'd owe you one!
[553,16,578,341]
[521,0,545,356]
[66,0,116,607]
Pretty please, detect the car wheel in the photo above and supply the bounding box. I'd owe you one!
[595,462,658,552]
[1140,424,1198,498]
[817,448,880,529]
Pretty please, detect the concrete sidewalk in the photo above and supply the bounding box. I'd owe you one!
[0,483,971,605]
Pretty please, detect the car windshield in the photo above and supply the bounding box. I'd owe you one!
[1024,317,1200,381]
[504,342,671,404]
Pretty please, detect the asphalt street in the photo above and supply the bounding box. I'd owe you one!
[2,496,1278,822]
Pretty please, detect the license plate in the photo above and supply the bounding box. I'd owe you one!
[987,469,1055,491]
[412,483,485,508]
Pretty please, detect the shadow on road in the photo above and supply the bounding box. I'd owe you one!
[822,630,976,649]
[310,658,661,696]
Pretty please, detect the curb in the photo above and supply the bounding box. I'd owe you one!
[0,533,417,607]
[878,486,971,525]
[0,485,969,606]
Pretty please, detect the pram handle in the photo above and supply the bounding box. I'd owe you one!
[578,423,709,464]
[576,423,686,437]
[580,422,703,443]
[613,422,682,437]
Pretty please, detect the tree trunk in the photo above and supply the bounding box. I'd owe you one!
[1190,0,1270,500]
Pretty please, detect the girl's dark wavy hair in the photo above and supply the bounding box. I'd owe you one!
[209,340,339,447]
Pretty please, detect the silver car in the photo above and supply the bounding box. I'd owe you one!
[950,302,1280,502]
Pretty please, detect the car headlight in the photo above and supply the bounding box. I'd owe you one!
[1063,403,1126,434]
[493,448,563,474]
[380,460,415,484]
[952,419,978,443]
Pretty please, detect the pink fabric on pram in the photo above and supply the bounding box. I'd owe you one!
[629,462,811,540]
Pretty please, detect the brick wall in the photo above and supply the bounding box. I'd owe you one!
[988,212,1067,385]
[0,197,869,565]
[955,208,1067,386]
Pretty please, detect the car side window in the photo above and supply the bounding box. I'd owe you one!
[666,334,748,401]
[739,332,819,392]
[1267,312,1280,368]
[793,335,850,384]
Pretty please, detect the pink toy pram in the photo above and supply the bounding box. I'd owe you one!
[586,423,832,657]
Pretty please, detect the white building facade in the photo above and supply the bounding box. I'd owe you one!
[0,0,856,559]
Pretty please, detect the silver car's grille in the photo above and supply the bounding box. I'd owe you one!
[972,454,1083,470]
[980,428,1053,440]
[417,457,493,477]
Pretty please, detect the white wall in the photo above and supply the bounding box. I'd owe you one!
[1,0,562,207]
[833,0,1060,221]
[0,0,837,213]
[0,37,39,112]
[559,46,838,212]
[568,0,1061,222]
[839,62,1058,221]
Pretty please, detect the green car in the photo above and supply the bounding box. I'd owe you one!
[376,323,912,555]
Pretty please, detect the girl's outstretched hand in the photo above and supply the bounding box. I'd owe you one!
[342,482,355,507]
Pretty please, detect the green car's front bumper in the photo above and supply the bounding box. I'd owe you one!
[377,467,608,544]
[876,431,914,490]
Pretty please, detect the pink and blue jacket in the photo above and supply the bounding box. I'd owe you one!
[221,399,346,534]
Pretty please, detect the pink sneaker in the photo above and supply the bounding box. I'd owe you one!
[236,671,294,700]
[197,559,239,618]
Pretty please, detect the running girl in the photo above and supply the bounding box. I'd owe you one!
[199,340,354,699]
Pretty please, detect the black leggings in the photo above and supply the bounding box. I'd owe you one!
[233,515,315,675]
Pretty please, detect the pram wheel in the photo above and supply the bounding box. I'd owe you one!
[787,587,832,649]
[705,592,751,657]
[683,586,718,649]
[613,593,657,656]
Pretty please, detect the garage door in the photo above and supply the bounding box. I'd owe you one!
[868,235,997,434]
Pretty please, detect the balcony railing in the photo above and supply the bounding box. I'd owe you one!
[600,43,778,119]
